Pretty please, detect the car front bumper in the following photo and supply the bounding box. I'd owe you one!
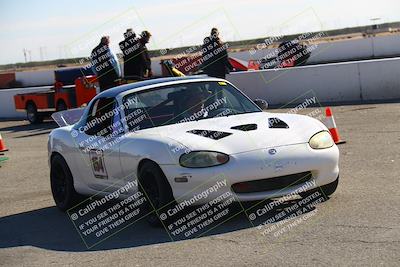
[160,143,339,205]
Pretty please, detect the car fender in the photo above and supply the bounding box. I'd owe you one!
[119,133,187,178]
[48,126,83,185]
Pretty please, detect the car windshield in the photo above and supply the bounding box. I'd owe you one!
[122,81,261,131]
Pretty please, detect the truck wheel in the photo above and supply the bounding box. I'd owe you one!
[26,103,43,124]
[57,101,67,111]
[50,154,82,211]
[138,161,175,227]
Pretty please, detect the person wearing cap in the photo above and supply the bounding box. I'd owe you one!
[90,36,121,91]
[201,28,233,79]
[119,28,140,77]
[128,31,153,79]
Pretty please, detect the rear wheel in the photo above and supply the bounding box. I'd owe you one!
[138,161,175,227]
[26,103,43,124]
[56,100,67,112]
[50,154,82,211]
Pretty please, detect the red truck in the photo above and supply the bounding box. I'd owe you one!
[14,63,185,124]
[14,68,98,124]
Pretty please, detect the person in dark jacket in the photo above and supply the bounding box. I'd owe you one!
[119,28,140,78]
[201,28,233,79]
[127,31,152,79]
[90,36,121,91]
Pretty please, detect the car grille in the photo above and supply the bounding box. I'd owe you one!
[231,171,312,193]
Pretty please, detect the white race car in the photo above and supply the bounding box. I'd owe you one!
[49,76,339,224]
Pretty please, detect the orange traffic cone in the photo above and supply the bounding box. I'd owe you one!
[325,107,346,145]
[0,134,9,152]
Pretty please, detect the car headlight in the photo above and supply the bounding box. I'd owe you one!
[179,151,229,168]
[309,131,334,149]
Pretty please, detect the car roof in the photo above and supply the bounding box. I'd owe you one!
[96,75,223,99]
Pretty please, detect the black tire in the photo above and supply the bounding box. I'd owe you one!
[138,161,175,227]
[50,154,81,211]
[26,103,43,124]
[300,176,339,199]
[56,100,67,112]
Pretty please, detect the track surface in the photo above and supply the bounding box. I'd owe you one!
[0,104,399,266]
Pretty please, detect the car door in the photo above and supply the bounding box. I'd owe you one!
[74,97,125,192]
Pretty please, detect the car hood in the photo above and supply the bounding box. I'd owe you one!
[134,112,327,154]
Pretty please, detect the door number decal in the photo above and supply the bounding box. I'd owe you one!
[89,149,108,179]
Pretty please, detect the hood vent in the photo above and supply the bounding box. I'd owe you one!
[187,129,232,140]
[231,124,258,131]
[268,118,289,129]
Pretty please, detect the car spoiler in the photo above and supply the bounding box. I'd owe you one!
[51,108,85,127]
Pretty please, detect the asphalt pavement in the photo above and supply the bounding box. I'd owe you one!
[0,103,399,266]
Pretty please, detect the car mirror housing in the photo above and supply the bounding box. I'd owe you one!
[254,99,269,110]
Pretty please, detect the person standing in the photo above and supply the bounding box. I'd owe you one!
[119,28,139,77]
[201,28,233,79]
[90,36,121,91]
[127,31,152,79]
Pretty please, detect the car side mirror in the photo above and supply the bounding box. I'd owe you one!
[254,99,268,110]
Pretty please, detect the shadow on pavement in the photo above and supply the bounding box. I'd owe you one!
[0,196,324,252]
[0,121,57,138]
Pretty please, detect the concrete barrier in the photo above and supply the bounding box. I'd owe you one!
[227,57,400,106]
[359,58,400,101]
[230,35,400,65]
[307,38,373,63]
[15,70,55,87]
[226,64,361,106]
[373,35,400,57]
[0,86,52,119]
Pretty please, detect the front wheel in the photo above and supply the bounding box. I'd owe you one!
[138,161,175,227]
[50,154,82,211]
[56,100,67,112]
[26,103,43,124]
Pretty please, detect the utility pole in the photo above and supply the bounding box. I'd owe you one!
[370,18,381,29]
[23,48,27,63]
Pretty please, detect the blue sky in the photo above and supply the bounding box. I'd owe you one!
[1,0,400,64]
